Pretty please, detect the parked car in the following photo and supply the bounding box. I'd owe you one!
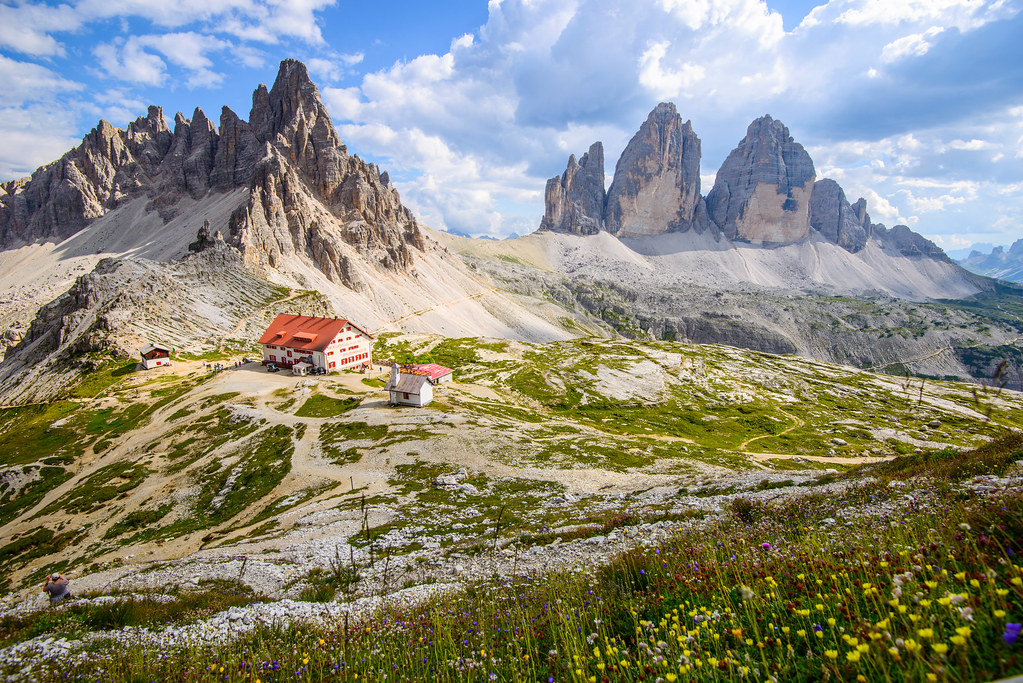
[266,364,280,372]
[314,367,327,375]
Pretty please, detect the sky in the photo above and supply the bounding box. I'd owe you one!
[1,0,1021,255]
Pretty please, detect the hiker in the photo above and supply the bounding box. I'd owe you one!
[43,572,70,606]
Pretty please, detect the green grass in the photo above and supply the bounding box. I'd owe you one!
[66,359,137,398]
[37,461,152,516]
[294,395,360,418]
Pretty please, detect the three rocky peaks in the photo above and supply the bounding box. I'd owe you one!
[540,103,947,260]
[0,59,424,290]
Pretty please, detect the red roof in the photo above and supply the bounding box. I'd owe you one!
[409,363,454,380]
[258,314,372,352]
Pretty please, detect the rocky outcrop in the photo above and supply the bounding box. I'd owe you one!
[0,59,425,291]
[706,115,816,244]
[0,107,173,245]
[809,178,870,253]
[959,239,1023,283]
[605,103,706,237]
[875,224,952,263]
[539,142,605,235]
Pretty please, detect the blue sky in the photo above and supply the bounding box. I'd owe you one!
[1,0,1021,254]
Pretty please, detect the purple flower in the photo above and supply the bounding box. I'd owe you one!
[1005,623,1022,646]
[760,543,771,550]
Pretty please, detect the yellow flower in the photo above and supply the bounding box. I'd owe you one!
[816,604,825,611]
[927,675,937,682]
[904,639,922,653]
[825,650,838,660]
[918,628,934,639]
[857,644,870,653]
[938,597,951,606]
[827,618,836,626]
[956,626,972,638]
[797,629,806,637]
[950,635,966,646]
[302,658,309,665]
[997,589,1009,596]
[846,650,861,662]
[1012,577,1022,586]
[932,643,949,655]
[782,627,790,634]
[995,610,1007,618]
[815,631,824,639]
[666,675,677,682]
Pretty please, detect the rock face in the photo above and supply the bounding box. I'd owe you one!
[539,142,605,235]
[604,103,705,238]
[0,59,424,291]
[809,178,951,262]
[809,179,870,253]
[705,115,816,244]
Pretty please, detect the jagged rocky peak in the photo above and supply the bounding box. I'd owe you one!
[605,102,706,238]
[0,58,426,291]
[706,114,816,244]
[809,178,871,253]
[539,141,605,235]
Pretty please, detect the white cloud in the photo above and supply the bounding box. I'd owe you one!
[0,55,84,105]
[638,41,706,99]
[0,2,82,56]
[880,26,944,63]
[94,38,168,85]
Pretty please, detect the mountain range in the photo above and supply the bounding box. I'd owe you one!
[540,102,950,262]
[0,59,1021,403]
[958,239,1023,283]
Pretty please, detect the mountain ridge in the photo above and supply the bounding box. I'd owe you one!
[540,104,953,273]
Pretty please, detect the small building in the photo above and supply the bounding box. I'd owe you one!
[292,361,313,376]
[406,363,454,384]
[139,342,171,369]
[385,364,433,407]
[258,314,373,372]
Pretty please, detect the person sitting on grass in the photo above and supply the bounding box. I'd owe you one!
[43,572,70,606]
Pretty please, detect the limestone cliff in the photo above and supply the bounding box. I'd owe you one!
[809,178,870,253]
[705,115,816,244]
[0,59,424,291]
[810,178,951,262]
[538,142,605,235]
[604,103,706,237]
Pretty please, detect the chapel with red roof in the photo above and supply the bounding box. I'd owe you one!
[258,314,373,372]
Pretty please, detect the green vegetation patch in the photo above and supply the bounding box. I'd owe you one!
[0,401,84,467]
[294,395,360,418]
[67,359,137,399]
[38,461,152,516]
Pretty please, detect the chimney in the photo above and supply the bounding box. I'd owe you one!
[388,362,398,389]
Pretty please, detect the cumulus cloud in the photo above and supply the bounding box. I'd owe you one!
[881,27,944,63]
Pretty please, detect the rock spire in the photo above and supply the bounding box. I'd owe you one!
[705,115,816,244]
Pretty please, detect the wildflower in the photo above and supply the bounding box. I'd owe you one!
[995,610,1007,618]
[950,635,966,646]
[956,626,972,638]
[761,543,771,550]
[904,639,922,653]
[846,650,861,662]
[918,628,934,639]
[932,643,948,655]
[1005,624,1022,646]
[825,650,838,660]
[738,585,755,601]
[959,607,974,622]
